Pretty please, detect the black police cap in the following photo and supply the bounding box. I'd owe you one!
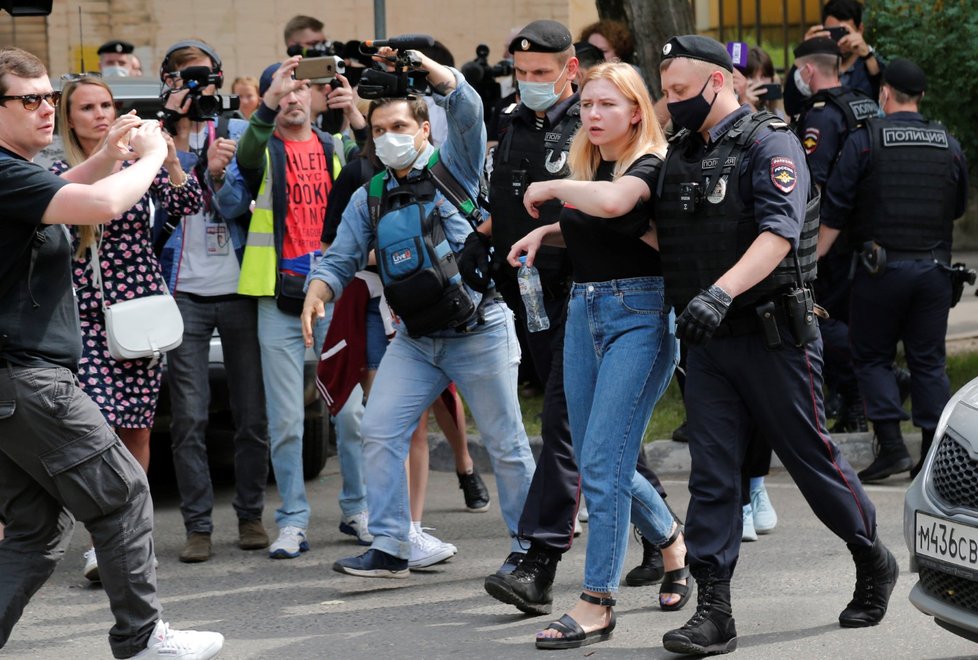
[661,35,733,72]
[793,37,841,59]
[510,20,572,54]
[97,39,134,55]
[883,58,926,95]
[574,41,603,61]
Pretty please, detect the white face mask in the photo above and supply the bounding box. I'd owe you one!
[374,128,423,170]
[101,64,129,78]
[794,67,813,98]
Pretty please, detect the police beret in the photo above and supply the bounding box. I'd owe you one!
[793,37,841,59]
[726,42,749,72]
[97,39,134,55]
[661,35,733,72]
[258,62,280,97]
[510,20,572,54]
[883,58,926,95]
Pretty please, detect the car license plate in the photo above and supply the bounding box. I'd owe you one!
[915,511,978,575]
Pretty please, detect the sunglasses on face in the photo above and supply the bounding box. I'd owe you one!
[0,91,62,111]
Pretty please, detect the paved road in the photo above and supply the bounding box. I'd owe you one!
[4,465,975,659]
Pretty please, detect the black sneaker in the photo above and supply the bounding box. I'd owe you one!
[457,469,491,512]
[333,548,408,578]
[625,533,664,586]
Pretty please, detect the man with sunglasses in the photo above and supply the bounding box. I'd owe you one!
[0,47,224,659]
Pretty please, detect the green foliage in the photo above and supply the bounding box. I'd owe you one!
[866,0,978,169]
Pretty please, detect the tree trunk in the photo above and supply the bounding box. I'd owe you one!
[595,0,695,96]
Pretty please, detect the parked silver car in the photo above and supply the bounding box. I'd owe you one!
[904,375,978,643]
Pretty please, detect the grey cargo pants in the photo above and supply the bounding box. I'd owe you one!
[0,365,161,658]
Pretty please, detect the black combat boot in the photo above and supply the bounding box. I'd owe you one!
[839,535,899,627]
[662,576,737,656]
[910,428,936,479]
[831,387,868,433]
[858,420,912,482]
[625,533,664,586]
[484,545,559,615]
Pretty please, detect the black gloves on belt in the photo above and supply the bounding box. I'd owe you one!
[676,284,732,346]
[458,231,493,293]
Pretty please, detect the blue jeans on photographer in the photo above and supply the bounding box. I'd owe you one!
[258,298,328,531]
[360,300,535,559]
[563,277,678,593]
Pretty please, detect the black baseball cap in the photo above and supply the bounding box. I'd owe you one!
[509,20,573,54]
[661,35,733,72]
[98,39,134,55]
[883,58,927,95]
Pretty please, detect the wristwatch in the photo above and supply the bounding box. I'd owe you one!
[860,46,876,60]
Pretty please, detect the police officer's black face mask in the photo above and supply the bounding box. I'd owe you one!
[667,75,718,133]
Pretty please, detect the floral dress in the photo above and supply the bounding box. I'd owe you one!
[51,159,203,428]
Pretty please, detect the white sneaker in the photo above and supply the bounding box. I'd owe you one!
[339,511,374,546]
[269,526,309,559]
[573,517,583,537]
[132,620,223,659]
[742,504,758,542]
[418,526,457,555]
[408,525,455,568]
[578,499,589,523]
[83,547,99,582]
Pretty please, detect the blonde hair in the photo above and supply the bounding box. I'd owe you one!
[568,62,665,182]
[57,77,115,257]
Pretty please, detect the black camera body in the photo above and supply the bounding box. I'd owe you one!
[165,65,240,121]
[461,44,513,120]
[357,49,428,99]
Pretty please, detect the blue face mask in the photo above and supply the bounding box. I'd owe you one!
[518,62,569,112]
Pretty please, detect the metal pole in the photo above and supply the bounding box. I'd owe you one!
[737,0,744,42]
[374,0,386,39]
[783,0,789,75]
[718,0,725,42]
[756,0,762,46]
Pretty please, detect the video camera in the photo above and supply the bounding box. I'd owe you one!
[357,34,435,99]
[167,65,239,121]
[460,44,513,123]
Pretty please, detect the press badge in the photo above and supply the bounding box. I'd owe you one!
[206,222,230,256]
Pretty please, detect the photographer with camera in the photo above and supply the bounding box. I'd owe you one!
[300,41,535,578]
[156,39,272,565]
[817,59,970,482]
[214,54,349,560]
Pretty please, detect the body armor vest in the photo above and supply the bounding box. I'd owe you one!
[656,112,819,313]
[804,86,878,132]
[489,101,580,277]
[850,117,956,250]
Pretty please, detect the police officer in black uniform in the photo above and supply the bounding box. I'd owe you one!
[794,36,878,432]
[460,20,670,615]
[817,58,969,482]
[654,35,898,656]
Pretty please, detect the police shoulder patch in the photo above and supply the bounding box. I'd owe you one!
[802,127,820,154]
[770,156,797,193]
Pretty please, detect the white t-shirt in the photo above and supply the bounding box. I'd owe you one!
[174,125,242,296]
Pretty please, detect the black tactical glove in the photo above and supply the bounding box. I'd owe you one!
[458,230,493,293]
[676,284,732,345]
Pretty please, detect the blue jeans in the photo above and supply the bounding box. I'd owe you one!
[360,300,535,559]
[564,277,678,593]
[258,298,328,530]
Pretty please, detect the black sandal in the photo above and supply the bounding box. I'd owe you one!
[658,526,692,612]
[534,593,617,650]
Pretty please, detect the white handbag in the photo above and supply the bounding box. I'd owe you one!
[91,238,183,365]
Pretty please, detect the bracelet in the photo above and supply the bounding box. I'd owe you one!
[169,171,188,188]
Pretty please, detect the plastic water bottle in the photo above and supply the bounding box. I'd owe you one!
[518,256,550,332]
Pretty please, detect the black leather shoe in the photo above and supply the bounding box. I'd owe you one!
[457,469,491,512]
[839,536,899,627]
[484,549,558,615]
[662,577,737,656]
[625,534,664,586]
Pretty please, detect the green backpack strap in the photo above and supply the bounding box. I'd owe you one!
[367,170,388,227]
[426,149,484,231]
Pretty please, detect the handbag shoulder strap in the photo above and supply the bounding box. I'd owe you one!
[90,232,172,313]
